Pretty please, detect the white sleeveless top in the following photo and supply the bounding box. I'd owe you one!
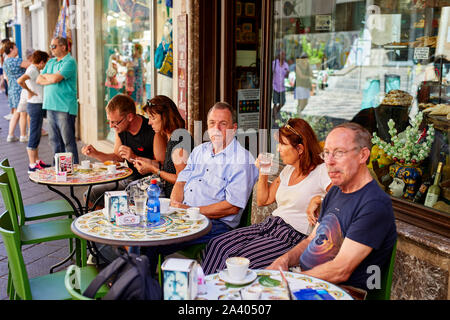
[271,163,331,235]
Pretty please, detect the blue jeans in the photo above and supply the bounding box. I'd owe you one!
[27,103,45,150]
[47,110,79,164]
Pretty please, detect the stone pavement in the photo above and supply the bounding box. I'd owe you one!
[0,92,86,300]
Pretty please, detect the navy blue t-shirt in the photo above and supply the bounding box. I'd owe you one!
[299,179,397,290]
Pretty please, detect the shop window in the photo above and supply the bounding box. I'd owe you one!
[100,0,152,142]
[235,0,262,136]
[268,0,450,226]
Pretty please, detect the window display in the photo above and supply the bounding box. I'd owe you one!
[270,0,450,215]
[101,0,152,141]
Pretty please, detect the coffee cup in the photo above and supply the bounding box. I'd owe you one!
[187,207,200,219]
[241,286,262,300]
[160,198,171,214]
[81,160,90,169]
[56,171,67,182]
[107,164,116,175]
[225,257,250,281]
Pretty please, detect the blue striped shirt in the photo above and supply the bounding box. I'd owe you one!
[177,138,259,228]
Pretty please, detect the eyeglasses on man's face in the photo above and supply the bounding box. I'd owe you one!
[319,147,360,160]
[49,44,58,49]
[108,116,126,127]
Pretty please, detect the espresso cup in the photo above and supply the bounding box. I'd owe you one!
[226,257,250,281]
[56,171,67,182]
[187,207,200,219]
[107,164,116,175]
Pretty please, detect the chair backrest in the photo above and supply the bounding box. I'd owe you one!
[0,211,32,299]
[366,240,397,300]
[0,172,21,234]
[0,159,26,226]
[64,265,93,300]
[238,192,253,228]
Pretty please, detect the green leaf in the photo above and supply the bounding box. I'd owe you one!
[258,275,281,287]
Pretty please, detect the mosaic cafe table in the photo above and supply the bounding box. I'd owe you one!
[71,209,212,247]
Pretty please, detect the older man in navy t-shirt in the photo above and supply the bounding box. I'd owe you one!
[269,122,397,295]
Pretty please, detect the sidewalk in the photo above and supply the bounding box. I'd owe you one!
[0,92,85,299]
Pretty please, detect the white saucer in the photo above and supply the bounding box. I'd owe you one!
[183,213,205,221]
[218,269,257,285]
[170,206,187,214]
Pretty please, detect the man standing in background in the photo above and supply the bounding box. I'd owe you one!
[37,37,79,163]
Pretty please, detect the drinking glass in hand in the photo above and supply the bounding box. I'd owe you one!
[258,152,274,175]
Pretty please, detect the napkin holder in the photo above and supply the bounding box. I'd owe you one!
[104,191,128,223]
[55,152,73,174]
[161,258,198,300]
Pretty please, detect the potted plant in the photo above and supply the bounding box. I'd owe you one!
[371,111,435,199]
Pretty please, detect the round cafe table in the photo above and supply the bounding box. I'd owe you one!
[71,208,212,247]
[29,163,134,217]
[29,163,134,271]
[198,269,354,300]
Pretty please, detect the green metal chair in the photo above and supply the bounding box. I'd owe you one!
[0,210,104,300]
[0,158,75,225]
[0,171,86,298]
[64,265,109,300]
[0,171,85,259]
[365,240,397,300]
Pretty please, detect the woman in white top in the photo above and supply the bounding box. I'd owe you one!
[202,118,332,274]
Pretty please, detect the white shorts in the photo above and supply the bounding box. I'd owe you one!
[17,100,27,112]
[17,90,28,112]
[294,86,310,100]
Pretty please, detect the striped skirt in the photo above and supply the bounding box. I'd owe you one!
[201,216,307,275]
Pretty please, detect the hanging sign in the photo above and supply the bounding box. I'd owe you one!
[414,47,430,60]
[237,89,260,131]
[177,14,188,122]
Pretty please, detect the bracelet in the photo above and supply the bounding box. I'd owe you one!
[156,169,161,176]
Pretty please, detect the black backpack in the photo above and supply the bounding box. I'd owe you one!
[83,252,162,300]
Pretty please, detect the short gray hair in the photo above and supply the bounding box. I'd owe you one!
[54,37,69,51]
[332,122,372,151]
[207,102,237,124]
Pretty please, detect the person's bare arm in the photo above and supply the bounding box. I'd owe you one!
[81,144,121,162]
[306,183,333,225]
[170,181,186,207]
[82,132,123,162]
[256,175,280,206]
[20,60,31,69]
[154,147,189,184]
[153,132,167,163]
[301,238,373,284]
[36,72,64,85]
[199,201,240,219]
[17,74,36,98]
